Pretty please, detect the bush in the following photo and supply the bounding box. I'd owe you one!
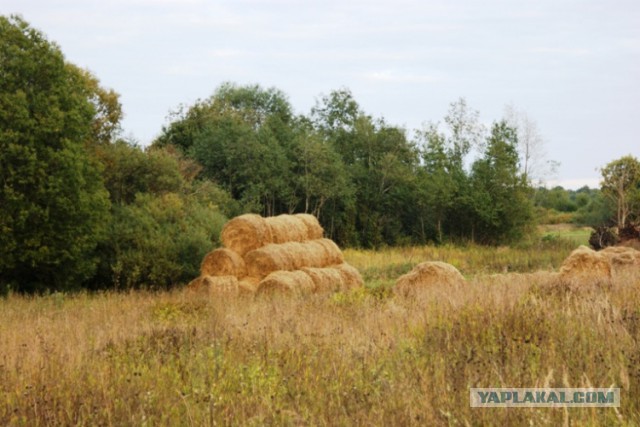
[93,193,227,290]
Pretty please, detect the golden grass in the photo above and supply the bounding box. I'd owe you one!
[1,244,639,426]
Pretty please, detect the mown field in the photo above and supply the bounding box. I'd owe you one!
[1,239,639,426]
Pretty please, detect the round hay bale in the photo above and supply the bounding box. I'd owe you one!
[294,213,324,239]
[200,248,247,278]
[202,275,240,297]
[559,246,612,288]
[221,214,273,256]
[238,277,260,295]
[335,263,364,290]
[301,266,345,293]
[600,246,640,267]
[221,213,325,255]
[311,238,344,265]
[394,261,465,297]
[256,270,315,297]
[244,238,344,279]
[267,214,311,244]
[301,263,364,293]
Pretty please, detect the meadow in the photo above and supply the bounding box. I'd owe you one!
[1,238,639,426]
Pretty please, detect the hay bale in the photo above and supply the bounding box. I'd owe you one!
[313,239,345,265]
[245,238,344,279]
[256,270,315,296]
[301,266,345,293]
[221,213,324,256]
[294,213,324,239]
[267,214,311,244]
[301,263,365,293]
[238,277,260,295]
[200,248,247,278]
[394,261,465,297]
[202,275,240,297]
[600,246,640,267]
[559,246,612,288]
[220,214,273,256]
[335,263,364,290]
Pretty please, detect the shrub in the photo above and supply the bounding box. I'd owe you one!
[93,193,227,290]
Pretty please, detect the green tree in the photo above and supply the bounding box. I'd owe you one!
[68,64,123,145]
[534,186,577,212]
[94,140,186,205]
[312,89,419,246]
[600,155,640,228]
[416,124,457,242]
[469,121,533,244]
[155,82,296,216]
[292,118,353,218]
[0,16,111,293]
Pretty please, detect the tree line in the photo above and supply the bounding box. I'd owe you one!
[154,84,535,247]
[1,16,637,293]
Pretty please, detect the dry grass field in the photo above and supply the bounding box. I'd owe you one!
[1,242,639,426]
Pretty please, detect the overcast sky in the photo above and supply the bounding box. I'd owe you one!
[4,0,639,188]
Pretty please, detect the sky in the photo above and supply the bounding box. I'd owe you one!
[4,0,639,189]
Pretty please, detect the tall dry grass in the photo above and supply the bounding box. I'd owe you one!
[1,245,639,425]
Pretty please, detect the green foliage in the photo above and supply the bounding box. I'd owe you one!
[0,16,111,292]
[95,140,186,205]
[415,124,459,243]
[311,91,419,247]
[573,189,614,227]
[534,186,578,212]
[600,155,640,228]
[94,192,227,290]
[532,186,610,227]
[156,82,297,216]
[91,140,234,289]
[292,119,354,217]
[469,121,533,244]
[157,87,539,248]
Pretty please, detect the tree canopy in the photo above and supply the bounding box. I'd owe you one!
[600,155,640,229]
[0,16,111,292]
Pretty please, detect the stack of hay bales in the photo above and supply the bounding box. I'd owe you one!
[394,261,465,297]
[188,213,363,297]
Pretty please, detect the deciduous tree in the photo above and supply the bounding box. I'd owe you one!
[600,155,640,229]
[0,16,111,292]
